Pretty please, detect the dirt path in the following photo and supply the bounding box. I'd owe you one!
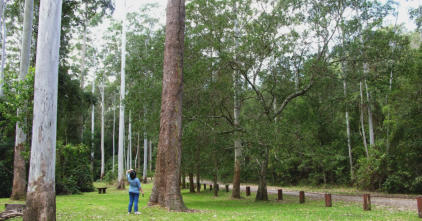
[200,181,418,212]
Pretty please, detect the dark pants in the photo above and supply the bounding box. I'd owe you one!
[128,192,139,212]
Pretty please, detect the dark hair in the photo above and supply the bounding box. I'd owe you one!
[130,171,136,179]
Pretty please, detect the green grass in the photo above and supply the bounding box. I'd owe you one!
[0,182,419,220]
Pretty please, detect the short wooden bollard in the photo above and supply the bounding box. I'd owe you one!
[325,194,332,207]
[210,184,213,191]
[246,186,251,196]
[417,197,422,218]
[363,194,371,211]
[299,191,305,203]
[278,189,283,200]
[226,185,229,192]
[203,183,206,190]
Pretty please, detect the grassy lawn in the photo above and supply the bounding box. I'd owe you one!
[0,182,419,221]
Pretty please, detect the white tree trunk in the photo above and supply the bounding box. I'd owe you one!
[364,77,375,147]
[117,0,127,188]
[112,95,116,172]
[11,0,33,200]
[128,111,132,169]
[0,4,6,98]
[135,133,139,170]
[343,77,354,179]
[91,80,95,175]
[360,81,369,157]
[143,132,148,182]
[100,82,105,179]
[24,0,62,219]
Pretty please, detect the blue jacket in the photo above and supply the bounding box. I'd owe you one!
[127,174,141,194]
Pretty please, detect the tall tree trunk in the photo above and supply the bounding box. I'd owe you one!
[364,69,375,147]
[117,0,127,189]
[343,77,354,179]
[188,172,195,193]
[90,80,95,176]
[213,156,218,197]
[231,1,242,199]
[148,0,186,211]
[24,0,62,219]
[149,140,152,173]
[0,2,6,98]
[136,133,140,170]
[128,111,132,169]
[112,95,116,172]
[195,145,200,193]
[143,132,148,183]
[360,81,369,157]
[100,82,105,180]
[11,0,33,200]
[386,68,393,153]
[255,147,268,201]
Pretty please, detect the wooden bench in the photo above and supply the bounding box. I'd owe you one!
[97,187,107,194]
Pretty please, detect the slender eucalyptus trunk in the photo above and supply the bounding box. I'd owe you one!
[148,0,186,211]
[360,81,369,157]
[195,145,200,193]
[11,0,33,200]
[136,133,140,170]
[343,77,354,179]
[0,3,6,98]
[24,0,62,219]
[143,132,148,183]
[90,80,95,176]
[128,111,132,169]
[386,69,393,153]
[149,140,152,173]
[112,96,116,172]
[117,0,127,189]
[364,65,375,147]
[100,83,105,180]
[232,1,242,199]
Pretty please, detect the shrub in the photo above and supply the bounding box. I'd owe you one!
[411,176,422,194]
[382,171,411,193]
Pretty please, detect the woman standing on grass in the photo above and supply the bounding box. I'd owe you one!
[127,169,144,214]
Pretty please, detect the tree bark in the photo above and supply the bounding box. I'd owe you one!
[100,82,105,180]
[0,2,6,98]
[149,140,152,172]
[364,68,375,147]
[143,133,148,183]
[24,0,62,219]
[360,81,369,157]
[128,111,132,169]
[112,96,116,172]
[255,147,268,201]
[195,145,200,193]
[343,77,354,179]
[117,0,127,189]
[188,172,195,193]
[148,0,186,211]
[90,80,95,176]
[11,0,34,200]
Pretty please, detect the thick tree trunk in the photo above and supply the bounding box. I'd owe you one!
[148,0,186,211]
[100,83,105,180]
[24,0,62,220]
[255,147,268,201]
[188,172,195,193]
[143,133,148,183]
[360,81,369,157]
[11,0,34,200]
[117,0,127,189]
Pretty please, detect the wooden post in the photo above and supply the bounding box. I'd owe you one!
[226,185,229,192]
[325,194,332,207]
[299,191,305,204]
[417,197,422,218]
[363,194,371,211]
[278,189,283,201]
[246,186,251,196]
[210,184,213,191]
[203,183,206,190]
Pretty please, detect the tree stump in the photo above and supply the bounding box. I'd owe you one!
[325,194,332,207]
[299,191,305,204]
[246,186,251,196]
[278,189,283,201]
[363,194,371,211]
[226,185,229,192]
[417,197,422,218]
